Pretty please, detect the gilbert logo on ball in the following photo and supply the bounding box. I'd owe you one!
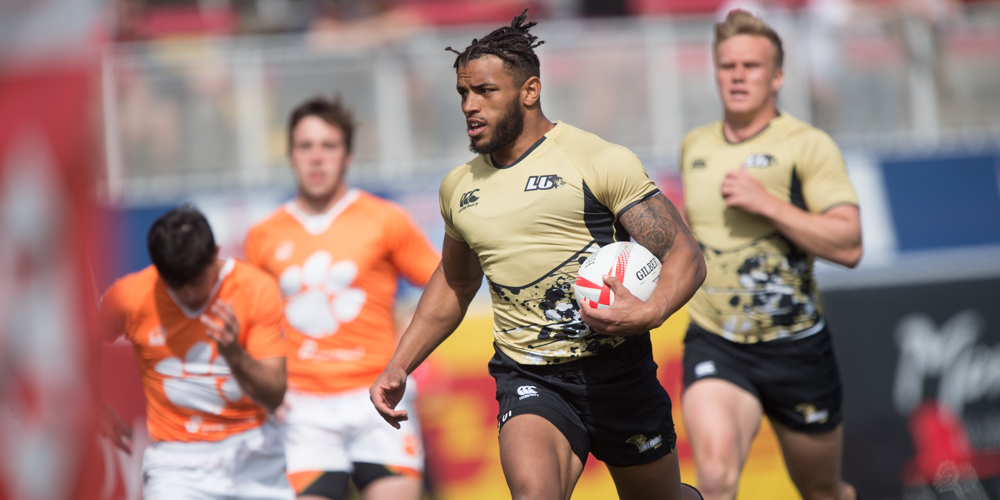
[574,242,660,309]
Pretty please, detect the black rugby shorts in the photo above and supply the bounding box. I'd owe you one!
[489,333,677,467]
[682,321,843,433]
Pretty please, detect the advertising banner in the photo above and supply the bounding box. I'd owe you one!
[0,67,105,500]
[826,278,1000,499]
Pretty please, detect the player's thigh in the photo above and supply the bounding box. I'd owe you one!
[350,461,422,500]
[282,393,355,498]
[751,328,846,500]
[682,379,762,467]
[681,322,762,464]
[141,441,244,500]
[358,471,422,500]
[232,421,296,500]
[142,466,222,500]
[293,472,351,500]
[681,484,706,500]
[606,451,682,500]
[682,325,763,467]
[346,397,424,472]
[755,327,843,435]
[772,421,844,500]
[499,413,584,500]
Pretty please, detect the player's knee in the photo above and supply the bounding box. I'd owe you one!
[509,478,565,500]
[695,458,740,495]
[511,489,561,500]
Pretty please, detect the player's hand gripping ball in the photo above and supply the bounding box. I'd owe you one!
[574,242,661,309]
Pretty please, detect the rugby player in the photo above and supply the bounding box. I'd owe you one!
[679,10,862,500]
[244,96,439,500]
[371,10,707,500]
[100,206,292,500]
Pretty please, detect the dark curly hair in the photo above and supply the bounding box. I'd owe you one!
[446,9,545,85]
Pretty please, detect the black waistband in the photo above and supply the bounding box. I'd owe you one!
[688,320,829,346]
[498,332,651,375]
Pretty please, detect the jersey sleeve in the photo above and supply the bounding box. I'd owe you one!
[439,168,466,242]
[98,280,130,343]
[797,131,859,213]
[243,276,285,360]
[590,146,659,217]
[386,205,440,287]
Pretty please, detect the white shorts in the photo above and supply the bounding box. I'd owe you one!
[142,420,294,500]
[283,381,423,474]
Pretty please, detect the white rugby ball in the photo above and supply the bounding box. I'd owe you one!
[574,242,661,309]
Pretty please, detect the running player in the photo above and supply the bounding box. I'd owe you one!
[244,96,439,500]
[679,10,862,500]
[370,11,706,500]
[100,206,293,500]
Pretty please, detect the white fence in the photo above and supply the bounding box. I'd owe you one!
[101,5,1000,202]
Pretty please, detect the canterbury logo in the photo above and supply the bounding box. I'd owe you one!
[524,175,564,191]
[516,385,539,400]
[626,434,663,453]
[460,189,480,208]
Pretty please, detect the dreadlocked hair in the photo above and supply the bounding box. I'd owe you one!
[445,8,545,85]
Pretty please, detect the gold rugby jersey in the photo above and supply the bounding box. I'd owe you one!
[440,121,658,365]
[681,113,858,343]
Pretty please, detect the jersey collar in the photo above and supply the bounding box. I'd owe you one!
[284,188,361,235]
[165,257,236,319]
[721,111,784,145]
[489,135,548,169]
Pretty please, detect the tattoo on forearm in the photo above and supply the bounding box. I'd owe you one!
[619,194,692,259]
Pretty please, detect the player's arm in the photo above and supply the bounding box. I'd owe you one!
[720,169,862,268]
[371,234,483,428]
[201,302,286,411]
[581,193,706,336]
[96,284,135,453]
[581,193,705,335]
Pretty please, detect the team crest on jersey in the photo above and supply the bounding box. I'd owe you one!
[459,189,480,212]
[524,175,564,191]
[155,341,244,416]
[743,154,776,168]
[279,250,366,338]
[274,240,295,262]
[147,326,166,346]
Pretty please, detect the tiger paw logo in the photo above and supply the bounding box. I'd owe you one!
[795,403,829,424]
[278,250,366,338]
[154,341,243,416]
[626,434,663,453]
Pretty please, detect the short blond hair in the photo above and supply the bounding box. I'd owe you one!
[714,10,784,70]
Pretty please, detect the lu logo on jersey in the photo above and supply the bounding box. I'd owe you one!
[743,154,776,168]
[524,175,564,191]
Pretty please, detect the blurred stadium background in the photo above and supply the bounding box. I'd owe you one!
[2,0,1000,499]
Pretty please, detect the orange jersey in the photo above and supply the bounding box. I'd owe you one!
[244,189,439,394]
[100,259,285,443]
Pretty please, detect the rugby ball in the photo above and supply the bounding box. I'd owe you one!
[574,242,661,309]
